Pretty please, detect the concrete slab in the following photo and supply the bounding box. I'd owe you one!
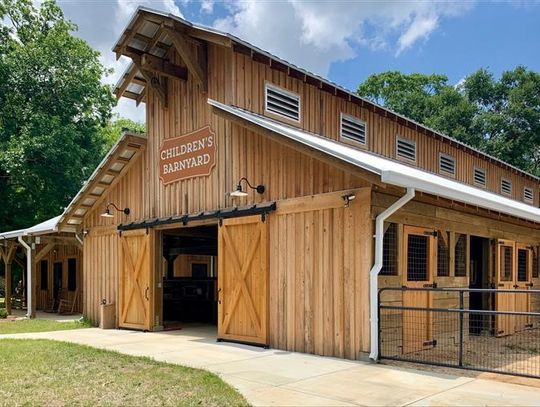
[2,327,540,406]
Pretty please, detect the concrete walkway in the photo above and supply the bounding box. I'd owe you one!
[1,326,540,406]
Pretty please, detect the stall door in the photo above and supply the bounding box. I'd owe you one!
[402,226,436,353]
[495,239,516,336]
[515,244,532,332]
[119,230,151,330]
[218,216,268,346]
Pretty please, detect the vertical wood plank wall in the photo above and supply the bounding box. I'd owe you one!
[231,52,539,206]
[36,244,82,313]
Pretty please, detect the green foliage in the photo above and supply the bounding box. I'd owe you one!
[0,0,116,231]
[0,308,8,318]
[357,67,540,176]
[100,117,146,152]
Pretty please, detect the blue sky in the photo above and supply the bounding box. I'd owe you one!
[58,0,540,121]
[330,2,540,91]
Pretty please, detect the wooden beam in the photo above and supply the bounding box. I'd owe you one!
[139,68,167,107]
[115,67,138,99]
[34,242,55,264]
[141,53,187,81]
[162,25,207,91]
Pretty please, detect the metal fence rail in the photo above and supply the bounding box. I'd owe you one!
[378,287,540,378]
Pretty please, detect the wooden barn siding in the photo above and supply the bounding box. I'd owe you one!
[36,244,82,313]
[82,226,119,325]
[232,52,539,207]
[268,188,373,359]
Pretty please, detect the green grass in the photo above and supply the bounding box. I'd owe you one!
[0,318,92,334]
[0,339,248,406]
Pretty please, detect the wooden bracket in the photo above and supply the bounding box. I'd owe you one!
[139,68,168,108]
[162,24,207,92]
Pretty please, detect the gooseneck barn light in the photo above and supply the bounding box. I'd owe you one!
[100,202,130,218]
[230,177,265,197]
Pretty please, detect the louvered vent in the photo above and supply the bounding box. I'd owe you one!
[396,137,416,161]
[501,178,512,195]
[439,154,455,176]
[524,187,534,203]
[265,84,300,121]
[474,167,486,187]
[340,114,366,145]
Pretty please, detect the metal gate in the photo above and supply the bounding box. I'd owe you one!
[378,287,540,378]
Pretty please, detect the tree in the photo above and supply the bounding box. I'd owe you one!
[357,67,540,176]
[0,0,116,230]
[100,118,146,153]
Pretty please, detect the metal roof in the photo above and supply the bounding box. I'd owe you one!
[58,131,147,229]
[0,215,62,240]
[209,99,540,224]
[113,6,540,183]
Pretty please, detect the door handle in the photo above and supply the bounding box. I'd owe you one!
[217,288,222,304]
[145,287,149,301]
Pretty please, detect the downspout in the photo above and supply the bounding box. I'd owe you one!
[18,236,33,319]
[369,187,415,361]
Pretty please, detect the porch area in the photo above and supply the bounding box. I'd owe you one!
[1,326,539,406]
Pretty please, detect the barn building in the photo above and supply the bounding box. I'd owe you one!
[2,7,540,362]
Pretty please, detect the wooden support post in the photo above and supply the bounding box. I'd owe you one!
[5,261,12,314]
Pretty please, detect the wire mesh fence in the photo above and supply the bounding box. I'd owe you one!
[379,287,540,378]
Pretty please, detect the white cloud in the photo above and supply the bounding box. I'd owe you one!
[215,1,474,76]
[59,0,184,123]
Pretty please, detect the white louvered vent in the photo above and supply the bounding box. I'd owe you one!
[501,178,512,196]
[340,113,366,145]
[265,84,300,121]
[474,167,486,187]
[524,187,534,203]
[439,154,455,176]
[396,137,416,162]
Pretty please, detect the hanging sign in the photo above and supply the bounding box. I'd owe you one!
[159,126,216,184]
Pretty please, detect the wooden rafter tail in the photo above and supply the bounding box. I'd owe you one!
[162,24,207,92]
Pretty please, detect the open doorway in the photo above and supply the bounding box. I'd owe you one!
[162,225,218,331]
[469,236,490,335]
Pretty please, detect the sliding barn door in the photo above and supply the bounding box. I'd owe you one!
[119,230,152,330]
[402,226,436,353]
[495,239,516,336]
[218,216,268,346]
[515,244,532,332]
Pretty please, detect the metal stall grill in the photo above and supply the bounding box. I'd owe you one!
[379,287,540,379]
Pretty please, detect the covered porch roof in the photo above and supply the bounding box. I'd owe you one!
[209,99,540,225]
[0,215,62,241]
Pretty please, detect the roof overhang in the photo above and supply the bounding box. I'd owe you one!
[0,215,62,240]
[209,99,540,224]
[58,132,147,229]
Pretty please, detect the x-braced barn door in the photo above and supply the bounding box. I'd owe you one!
[119,230,152,330]
[402,225,436,353]
[218,215,268,346]
[495,239,516,336]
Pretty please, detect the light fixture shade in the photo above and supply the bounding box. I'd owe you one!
[230,189,248,197]
[100,209,115,218]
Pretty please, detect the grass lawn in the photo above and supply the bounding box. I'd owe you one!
[0,339,248,406]
[0,319,91,334]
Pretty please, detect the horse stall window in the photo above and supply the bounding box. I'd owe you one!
[381,223,398,275]
[40,260,48,290]
[533,246,539,278]
[407,234,429,281]
[437,231,449,276]
[500,245,514,281]
[517,249,529,282]
[455,234,467,277]
[67,258,77,291]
